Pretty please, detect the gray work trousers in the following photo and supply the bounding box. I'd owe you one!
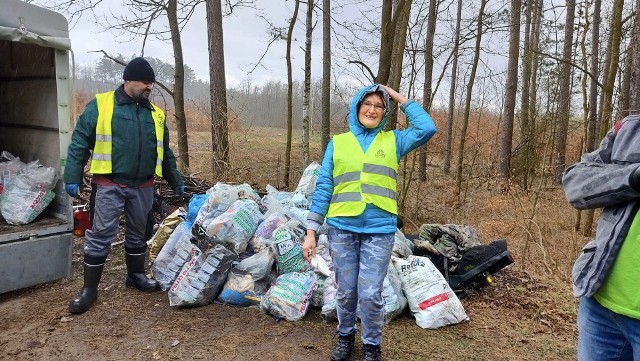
[83,184,154,257]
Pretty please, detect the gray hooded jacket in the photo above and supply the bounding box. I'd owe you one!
[562,114,640,297]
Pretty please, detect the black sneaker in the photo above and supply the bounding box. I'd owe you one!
[362,344,381,361]
[330,333,355,361]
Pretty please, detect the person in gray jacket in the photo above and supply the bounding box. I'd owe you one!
[562,114,640,361]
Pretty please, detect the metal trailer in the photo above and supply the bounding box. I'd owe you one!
[0,0,74,294]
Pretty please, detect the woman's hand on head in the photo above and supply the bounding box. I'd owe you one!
[379,84,408,105]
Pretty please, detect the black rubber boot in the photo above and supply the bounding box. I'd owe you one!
[125,246,160,292]
[361,344,382,361]
[69,254,107,314]
[330,333,355,361]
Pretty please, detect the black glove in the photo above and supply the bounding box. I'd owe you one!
[630,166,640,191]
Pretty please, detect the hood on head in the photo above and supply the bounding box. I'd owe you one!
[348,84,392,134]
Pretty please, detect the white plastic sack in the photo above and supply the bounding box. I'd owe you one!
[271,219,311,275]
[151,223,200,291]
[0,151,26,195]
[321,274,338,322]
[0,161,58,225]
[204,198,264,254]
[260,271,318,321]
[248,211,288,253]
[392,255,468,329]
[218,249,275,306]
[168,244,237,307]
[392,229,415,258]
[293,161,321,202]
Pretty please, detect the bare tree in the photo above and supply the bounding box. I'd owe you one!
[497,0,522,189]
[443,0,462,175]
[386,0,413,131]
[285,0,301,189]
[453,0,487,204]
[206,0,229,177]
[302,0,314,167]
[628,0,640,111]
[375,0,407,84]
[586,0,602,152]
[598,0,625,140]
[419,0,439,179]
[321,0,331,155]
[553,0,577,184]
[514,0,535,188]
[581,0,602,237]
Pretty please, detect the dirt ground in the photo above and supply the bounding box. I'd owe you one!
[0,236,577,361]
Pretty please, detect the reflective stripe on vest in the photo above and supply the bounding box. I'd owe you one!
[327,131,398,217]
[89,91,165,177]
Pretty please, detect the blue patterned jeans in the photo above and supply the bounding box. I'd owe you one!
[328,226,394,346]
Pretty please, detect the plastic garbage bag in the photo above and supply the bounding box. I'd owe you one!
[0,151,26,195]
[321,274,338,322]
[204,198,264,254]
[392,229,414,258]
[218,249,275,306]
[0,160,58,224]
[147,208,185,263]
[392,255,468,329]
[249,211,288,253]
[260,271,318,321]
[271,218,311,275]
[151,223,200,291]
[168,244,237,307]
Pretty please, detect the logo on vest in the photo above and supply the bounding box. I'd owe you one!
[375,149,386,158]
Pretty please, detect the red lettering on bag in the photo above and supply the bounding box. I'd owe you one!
[418,292,449,310]
[30,188,46,209]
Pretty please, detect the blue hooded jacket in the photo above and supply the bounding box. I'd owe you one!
[307,84,437,234]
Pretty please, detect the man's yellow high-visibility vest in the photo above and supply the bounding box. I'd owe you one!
[327,131,398,217]
[89,91,165,177]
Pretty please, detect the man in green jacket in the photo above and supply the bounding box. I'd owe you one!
[64,57,184,314]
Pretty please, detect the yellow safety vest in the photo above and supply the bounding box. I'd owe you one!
[327,131,398,217]
[89,91,165,177]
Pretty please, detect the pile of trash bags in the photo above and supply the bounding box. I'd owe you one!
[148,161,471,329]
[0,151,58,225]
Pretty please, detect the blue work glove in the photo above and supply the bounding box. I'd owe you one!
[174,185,185,197]
[65,183,79,198]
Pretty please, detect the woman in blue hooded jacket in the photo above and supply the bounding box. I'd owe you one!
[303,84,436,361]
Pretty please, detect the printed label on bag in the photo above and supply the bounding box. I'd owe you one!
[418,292,449,310]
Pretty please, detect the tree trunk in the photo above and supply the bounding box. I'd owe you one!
[628,0,640,111]
[166,0,189,173]
[598,0,623,140]
[516,0,533,189]
[285,0,300,189]
[419,0,438,179]
[321,0,331,155]
[586,0,602,152]
[453,0,486,204]
[375,0,406,84]
[552,0,576,184]
[302,0,313,166]
[497,0,522,190]
[386,0,411,131]
[443,0,462,175]
[206,0,229,177]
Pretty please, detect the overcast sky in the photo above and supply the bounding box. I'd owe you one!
[64,0,330,88]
